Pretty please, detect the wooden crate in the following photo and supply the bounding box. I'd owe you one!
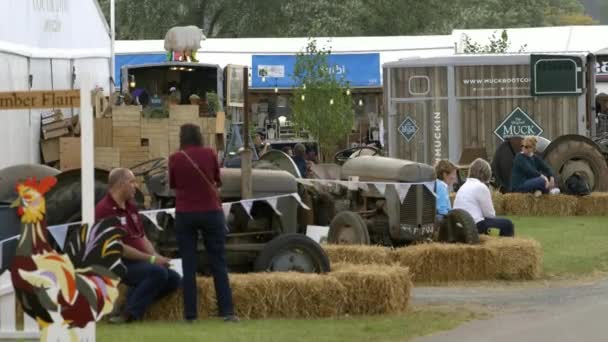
[120,146,150,168]
[112,106,142,127]
[59,137,81,171]
[169,105,199,121]
[94,118,113,147]
[142,118,170,158]
[95,147,120,170]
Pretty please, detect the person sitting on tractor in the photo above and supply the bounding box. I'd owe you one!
[510,136,560,197]
[434,159,458,221]
[454,158,514,237]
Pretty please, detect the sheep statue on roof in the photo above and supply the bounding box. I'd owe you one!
[164,26,206,62]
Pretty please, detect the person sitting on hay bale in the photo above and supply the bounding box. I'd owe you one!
[510,136,560,197]
[454,158,515,237]
[434,159,458,221]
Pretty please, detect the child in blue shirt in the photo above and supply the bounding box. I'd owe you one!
[435,159,458,220]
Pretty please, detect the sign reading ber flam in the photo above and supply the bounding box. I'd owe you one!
[494,107,543,141]
[0,90,80,110]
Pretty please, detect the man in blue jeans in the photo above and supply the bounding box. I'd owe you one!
[96,168,181,323]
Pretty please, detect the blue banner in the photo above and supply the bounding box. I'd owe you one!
[251,53,381,88]
[114,53,167,88]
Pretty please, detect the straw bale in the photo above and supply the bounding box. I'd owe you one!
[145,273,344,320]
[480,236,543,280]
[492,192,505,215]
[391,242,498,283]
[392,236,541,282]
[502,193,578,216]
[322,244,393,265]
[330,263,412,315]
[575,192,608,216]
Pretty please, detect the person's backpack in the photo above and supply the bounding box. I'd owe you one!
[565,172,591,196]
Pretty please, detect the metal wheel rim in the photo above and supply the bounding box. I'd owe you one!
[268,248,317,272]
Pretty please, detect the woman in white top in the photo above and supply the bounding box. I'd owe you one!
[454,158,514,237]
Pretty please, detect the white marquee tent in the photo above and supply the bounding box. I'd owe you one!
[0,0,112,169]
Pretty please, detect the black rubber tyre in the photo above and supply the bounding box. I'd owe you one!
[328,211,370,245]
[491,137,523,193]
[253,234,331,273]
[543,137,608,192]
[438,209,479,244]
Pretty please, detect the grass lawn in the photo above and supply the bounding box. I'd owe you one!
[98,309,477,342]
[510,216,608,278]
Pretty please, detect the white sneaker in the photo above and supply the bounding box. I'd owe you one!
[534,190,542,197]
[550,188,560,195]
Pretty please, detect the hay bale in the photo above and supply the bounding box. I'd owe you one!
[146,273,345,320]
[481,236,543,280]
[502,193,578,216]
[391,242,498,283]
[492,192,505,215]
[323,244,393,265]
[390,236,542,283]
[576,192,608,216]
[330,263,412,315]
[145,278,215,321]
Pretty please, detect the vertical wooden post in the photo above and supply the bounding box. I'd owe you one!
[240,67,253,199]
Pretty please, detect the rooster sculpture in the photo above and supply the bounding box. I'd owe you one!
[8,176,125,341]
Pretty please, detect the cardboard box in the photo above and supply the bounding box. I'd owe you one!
[43,127,71,140]
[59,137,81,171]
[41,138,60,163]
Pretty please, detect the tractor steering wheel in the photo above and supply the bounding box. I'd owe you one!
[130,157,167,177]
[334,146,382,165]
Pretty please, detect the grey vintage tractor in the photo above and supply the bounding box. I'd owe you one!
[137,158,330,275]
[295,155,479,247]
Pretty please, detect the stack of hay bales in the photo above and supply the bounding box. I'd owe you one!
[324,236,542,283]
[144,264,413,320]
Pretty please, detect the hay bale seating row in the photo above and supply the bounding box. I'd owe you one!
[324,236,542,283]
[143,264,412,321]
[450,192,608,216]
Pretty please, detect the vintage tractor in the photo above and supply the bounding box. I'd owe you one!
[137,158,330,274]
[295,155,479,247]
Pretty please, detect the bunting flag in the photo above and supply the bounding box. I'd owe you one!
[47,223,71,250]
[374,183,387,195]
[240,200,254,218]
[291,193,311,210]
[222,203,232,218]
[395,184,412,204]
[424,182,438,197]
[266,197,282,216]
[140,210,164,231]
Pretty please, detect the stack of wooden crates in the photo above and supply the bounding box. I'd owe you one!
[93,105,225,171]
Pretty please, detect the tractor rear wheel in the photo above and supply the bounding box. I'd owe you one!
[543,136,608,192]
[328,211,370,245]
[438,209,479,244]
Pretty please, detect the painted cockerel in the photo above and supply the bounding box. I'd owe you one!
[8,176,126,340]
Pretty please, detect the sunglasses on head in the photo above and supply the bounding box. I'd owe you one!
[523,145,532,149]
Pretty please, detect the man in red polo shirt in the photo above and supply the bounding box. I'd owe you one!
[95,168,181,323]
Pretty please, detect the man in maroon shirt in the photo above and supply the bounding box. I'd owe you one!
[95,168,181,323]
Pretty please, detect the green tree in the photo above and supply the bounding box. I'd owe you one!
[462,30,527,54]
[290,39,354,160]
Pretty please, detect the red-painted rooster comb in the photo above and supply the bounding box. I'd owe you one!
[15,176,57,195]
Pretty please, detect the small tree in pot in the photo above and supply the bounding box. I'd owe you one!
[291,39,353,161]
